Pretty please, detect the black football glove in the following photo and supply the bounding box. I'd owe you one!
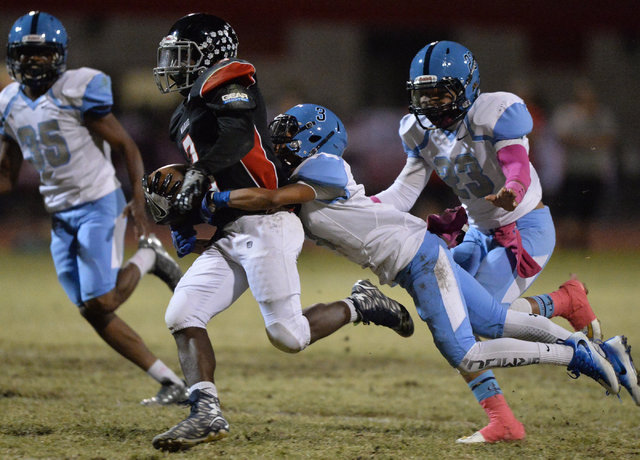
[174,167,207,214]
[142,172,183,224]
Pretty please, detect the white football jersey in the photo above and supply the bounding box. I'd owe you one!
[399,92,542,232]
[292,153,427,285]
[0,68,120,212]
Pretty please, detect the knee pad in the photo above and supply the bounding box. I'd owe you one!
[164,289,207,333]
[266,320,310,353]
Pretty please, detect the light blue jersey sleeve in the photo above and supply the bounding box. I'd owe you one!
[493,101,532,142]
[292,153,349,202]
[81,72,113,116]
[0,83,21,138]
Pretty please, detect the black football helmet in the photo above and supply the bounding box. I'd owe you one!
[154,13,239,94]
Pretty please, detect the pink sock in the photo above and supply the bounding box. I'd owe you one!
[478,394,526,442]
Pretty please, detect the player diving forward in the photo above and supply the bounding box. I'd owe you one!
[372,41,600,339]
[203,103,640,443]
[0,11,186,405]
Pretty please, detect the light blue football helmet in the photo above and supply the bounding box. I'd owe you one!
[269,103,347,169]
[7,11,68,87]
[407,40,480,129]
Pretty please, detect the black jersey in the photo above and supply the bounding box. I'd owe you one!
[168,58,288,226]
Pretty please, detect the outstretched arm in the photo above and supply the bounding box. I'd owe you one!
[85,113,150,238]
[0,137,23,194]
[371,156,431,212]
[210,183,316,212]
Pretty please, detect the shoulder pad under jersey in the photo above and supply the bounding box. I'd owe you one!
[0,82,20,116]
[205,82,256,112]
[399,113,431,158]
[470,92,532,142]
[54,68,113,115]
[0,82,21,138]
[292,153,348,189]
[190,58,256,99]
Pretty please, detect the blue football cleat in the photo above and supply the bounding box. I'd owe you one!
[565,331,619,395]
[600,335,640,406]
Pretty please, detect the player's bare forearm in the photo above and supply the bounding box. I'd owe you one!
[86,113,150,234]
[192,238,211,255]
[0,138,23,194]
[227,183,315,211]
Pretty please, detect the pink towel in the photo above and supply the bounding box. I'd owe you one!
[493,222,541,278]
[427,206,468,249]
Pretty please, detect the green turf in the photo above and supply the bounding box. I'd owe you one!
[1,245,639,459]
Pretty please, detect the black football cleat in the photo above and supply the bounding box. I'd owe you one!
[350,279,414,337]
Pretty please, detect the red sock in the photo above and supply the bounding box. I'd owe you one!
[549,286,572,318]
[478,394,526,442]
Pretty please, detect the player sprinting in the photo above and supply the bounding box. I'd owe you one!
[206,103,639,443]
[148,13,414,452]
[0,11,187,406]
[371,41,600,339]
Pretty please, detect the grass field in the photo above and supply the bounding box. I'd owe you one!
[1,243,639,459]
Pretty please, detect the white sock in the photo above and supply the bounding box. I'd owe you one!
[190,381,218,397]
[508,298,533,313]
[544,343,575,366]
[146,359,182,385]
[342,298,359,322]
[466,338,574,368]
[502,310,571,343]
[128,248,156,276]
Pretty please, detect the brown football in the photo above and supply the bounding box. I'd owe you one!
[148,163,187,195]
[143,163,188,225]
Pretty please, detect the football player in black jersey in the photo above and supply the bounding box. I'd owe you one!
[150,13,414,452]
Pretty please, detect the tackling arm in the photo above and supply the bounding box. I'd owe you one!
[85,112,150,237]
[0,137,23,194]
[219,183,315,211]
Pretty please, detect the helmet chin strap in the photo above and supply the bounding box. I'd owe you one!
[414,114,440,131]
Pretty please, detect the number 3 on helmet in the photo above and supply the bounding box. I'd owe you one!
[269,103,348,170]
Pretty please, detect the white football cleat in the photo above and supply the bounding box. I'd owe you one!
[565,331,619,395]
[600,335,640,406]
[456,431,486,444]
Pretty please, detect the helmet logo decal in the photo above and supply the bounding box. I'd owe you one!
[21,34,45,44]
[464,51,474,72]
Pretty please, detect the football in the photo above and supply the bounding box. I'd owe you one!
[143,163,187,225]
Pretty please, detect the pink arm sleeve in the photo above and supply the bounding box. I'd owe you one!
[496,144,531,203]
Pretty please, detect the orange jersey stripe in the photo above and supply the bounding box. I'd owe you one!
[240,128,279,190]
[200,60,256,97]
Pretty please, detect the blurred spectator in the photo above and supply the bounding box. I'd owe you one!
[550,79,619,249]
